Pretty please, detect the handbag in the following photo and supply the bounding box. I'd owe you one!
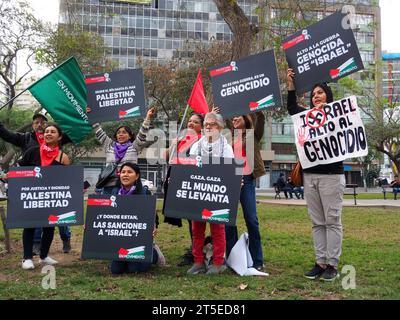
[96,162,119,189]
[290,161,303,187]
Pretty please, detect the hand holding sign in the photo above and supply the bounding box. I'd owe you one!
[146,106,156,121]
[287,68,295,91]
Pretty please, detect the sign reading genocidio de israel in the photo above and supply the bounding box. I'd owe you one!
[209,50,282,119]
[6,166,84,229]
[85,69,146,123]
[164,159,242,226]
[292,96,368,169]
[283,10,364,94]
[81,195,156,262]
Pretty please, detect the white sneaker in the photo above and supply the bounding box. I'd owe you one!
[22,259,35,270]
[39,256,58,265]
[153,244,166,266]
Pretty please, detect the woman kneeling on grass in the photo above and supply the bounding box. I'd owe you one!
[109,162,166,274]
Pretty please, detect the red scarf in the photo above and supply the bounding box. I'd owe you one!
[233,136,251,175]
[35,132,45,147]
[40,144,60,166]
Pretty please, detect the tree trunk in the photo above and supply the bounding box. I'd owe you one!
[0,206,11,253]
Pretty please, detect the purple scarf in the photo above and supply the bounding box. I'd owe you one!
[118,185,136,196]
[114,141,132,162]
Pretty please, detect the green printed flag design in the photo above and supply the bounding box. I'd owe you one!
[28,57,91,143]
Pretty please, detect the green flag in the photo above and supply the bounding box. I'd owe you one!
[28,57,91,144]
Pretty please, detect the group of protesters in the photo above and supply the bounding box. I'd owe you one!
[0,68,356,282]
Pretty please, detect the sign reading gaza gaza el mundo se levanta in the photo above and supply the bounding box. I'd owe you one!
[209,50,282,119]
[85,69,146,124]
[283,10,364,94]
[292,96,368,169]
[5,166,84,229]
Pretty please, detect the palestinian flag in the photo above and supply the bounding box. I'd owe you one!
[119,106,141,119]
[201,209,230,223]
[48,211,77,225]
[118,246,145,259]
[330,58,357,79]
[249,95,275,111]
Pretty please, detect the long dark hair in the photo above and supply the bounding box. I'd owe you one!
[190,113,204,128]
[119,162,143,193]
[114,125,135,142]
[310,83,334,108]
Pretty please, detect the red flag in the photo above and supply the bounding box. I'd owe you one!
[187,69,209,115]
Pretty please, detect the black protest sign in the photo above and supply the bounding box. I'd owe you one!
[164,159,241,226]
[283,10,364,94]
[6,166,84,229]
[209,50,282,119]
[291,96,368,169]
[85,69,146,123]
[82,195,156,262]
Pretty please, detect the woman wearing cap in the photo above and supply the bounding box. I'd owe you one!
[287,68,345,282]
[109,162,165,274]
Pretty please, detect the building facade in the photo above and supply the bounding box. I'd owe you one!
[59,0,381,189]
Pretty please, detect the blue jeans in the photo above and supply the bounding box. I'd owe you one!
[110,248,158,274]
[33,226,71,244]
[225,175,264,268]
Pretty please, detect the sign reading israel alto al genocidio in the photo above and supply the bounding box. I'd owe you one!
[164,159,242,226]
[86,69,146,124]
[81,195,156,262]
[6,166,84,229]
[283,10,364,94]
[292,96,368,169]
[209,50,282,119]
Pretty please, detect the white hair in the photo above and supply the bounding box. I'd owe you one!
[204,112,224,128]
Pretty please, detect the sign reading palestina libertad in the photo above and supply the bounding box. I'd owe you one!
[282,10,364,94]
[81,195,156,263]
[292,96,368,169]
[5,166,84,229]
[85,69,146,124]
[164,158,242,226]
[209,50,282,119]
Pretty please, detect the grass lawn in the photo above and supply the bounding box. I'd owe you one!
[0,202,399,300]
[257,193,387,200]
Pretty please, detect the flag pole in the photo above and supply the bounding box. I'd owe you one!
[169,104,190,164]
[0,87,30,111]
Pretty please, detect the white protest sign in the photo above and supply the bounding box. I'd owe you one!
[292,96,368,169]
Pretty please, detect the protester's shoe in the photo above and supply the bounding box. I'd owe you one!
[254,264,265,272]
[39,256,58,266]
[187,263,206,275]
[304,263,326,280]
[177,249,194,267]
[153,244,166,266]
[62,238,71,253]
[320,265,340,282]
[206,264,227,275]
[32,243,41,256]
[22,259,35,270]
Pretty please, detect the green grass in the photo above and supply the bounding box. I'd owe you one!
[257,193,387,200]
[0,202,399,300]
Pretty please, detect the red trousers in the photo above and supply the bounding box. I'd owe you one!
[191,221,226,266]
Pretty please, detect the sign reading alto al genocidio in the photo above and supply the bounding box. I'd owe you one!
[6,166,84,229]
[209,50,282,119]
[85,69,146,124]
[164,159,242,226]
[81,195,156,262]
[292,96,368,169]
[283,10,364,94]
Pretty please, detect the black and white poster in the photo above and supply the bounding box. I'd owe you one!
[81,195,156,262]
[209,50,282,119]
[85,69,146,123]
[292,96,368,169]
[6,166,84,229]
[164,159,242,226]
[283,10,364,94]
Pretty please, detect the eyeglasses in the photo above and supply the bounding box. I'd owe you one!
[204,122,218,127]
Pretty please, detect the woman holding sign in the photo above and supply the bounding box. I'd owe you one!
[18,124,71,270]
[90,107,156,195]
[287,68,345,282]
[109,162,165,274]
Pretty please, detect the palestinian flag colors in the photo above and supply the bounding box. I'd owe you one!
[249,95,275,111]
[48,211,77,225]
[118,246,146,260]
[118,106,141,119]
[330,57,358,79]
[201,209,230,223]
